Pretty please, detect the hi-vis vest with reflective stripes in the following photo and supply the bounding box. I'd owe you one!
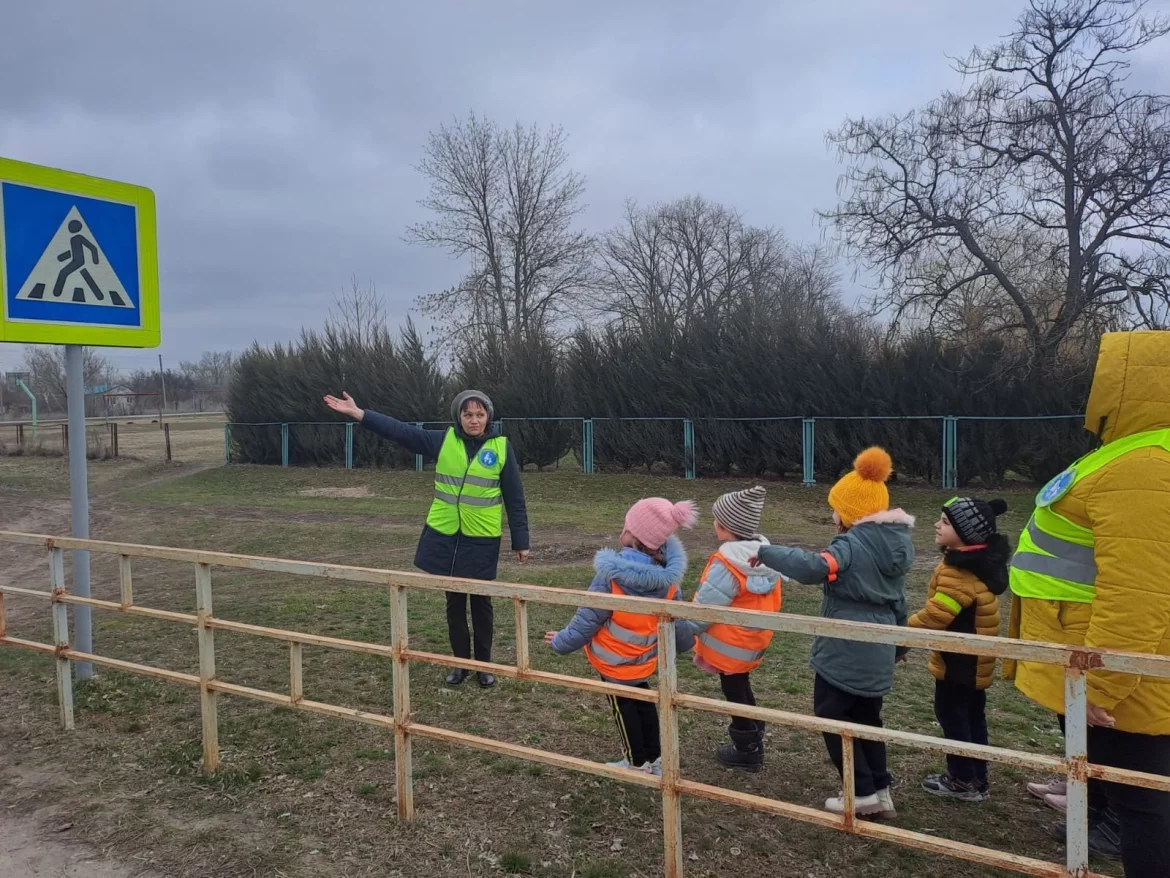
[585,582,680,681]
[425,429,507,538]
[1010,429,1170,603]
[693,554,782,674]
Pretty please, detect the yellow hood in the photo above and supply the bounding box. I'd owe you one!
[1084,331,1170,443]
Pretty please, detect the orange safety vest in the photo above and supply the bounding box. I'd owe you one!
[693,553,782,674]
[585,581,679,682]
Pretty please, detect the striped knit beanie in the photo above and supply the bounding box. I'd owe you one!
[712,485,766,539]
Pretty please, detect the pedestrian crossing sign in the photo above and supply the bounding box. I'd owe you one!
[0,156,159,347]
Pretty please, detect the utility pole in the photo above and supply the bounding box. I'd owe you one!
[158,353,168,427]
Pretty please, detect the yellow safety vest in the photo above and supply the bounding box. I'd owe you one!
[425,429,507,538]
[1010,429,1170,603]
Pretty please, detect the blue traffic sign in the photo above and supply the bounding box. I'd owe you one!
[0,157,159,347]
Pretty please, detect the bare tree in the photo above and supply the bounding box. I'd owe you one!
[406,113,594,350]
[23,345,114,409]
[179,351,237,389]
[824,0,1170,365]
[597,196,838,336]
[325,274,388,348]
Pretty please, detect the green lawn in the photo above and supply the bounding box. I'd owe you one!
[0,457,1108,878]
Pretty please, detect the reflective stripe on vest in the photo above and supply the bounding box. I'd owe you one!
[585,582,679,681]
[424,429,507,538]
[1010,428,1170,603]
[692,553,782,674]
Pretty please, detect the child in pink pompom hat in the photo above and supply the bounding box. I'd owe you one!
[624,497,699,554]
[544,497,698,774]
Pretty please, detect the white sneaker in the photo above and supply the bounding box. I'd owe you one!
[1044,792,1068,813]
[824,792,884,815]
[876,787,897,819]
[1028,776,1067,799]
[647,758,662,777]
[605,758,636,770]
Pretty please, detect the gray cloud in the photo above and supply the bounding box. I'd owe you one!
[2,0,1168,375]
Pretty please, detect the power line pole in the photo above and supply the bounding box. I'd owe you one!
[158,353,168,428]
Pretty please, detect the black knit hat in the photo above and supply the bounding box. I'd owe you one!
[943,497,1008,546]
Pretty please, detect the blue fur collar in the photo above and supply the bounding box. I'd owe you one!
[593,536,687,596]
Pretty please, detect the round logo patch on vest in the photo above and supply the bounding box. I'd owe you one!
[1036,467,1076,508]
[478,449,498,468]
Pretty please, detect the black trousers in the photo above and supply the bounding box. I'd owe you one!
[934,679,988,783]
[445,591,493,662]
[813,674,891,798]
[720,672,758,733]
[1090,725,1170,877]
[607,680,660,766]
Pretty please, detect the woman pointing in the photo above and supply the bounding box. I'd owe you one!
[324,389,530,688]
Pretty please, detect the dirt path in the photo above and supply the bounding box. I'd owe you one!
[0,814,157,878]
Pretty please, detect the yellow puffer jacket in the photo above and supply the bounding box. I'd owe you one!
[1007,331,1170,735]
[910,536,1009,690]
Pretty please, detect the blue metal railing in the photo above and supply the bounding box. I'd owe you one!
[223,414,1085,488]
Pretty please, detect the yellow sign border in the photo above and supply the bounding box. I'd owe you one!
[0,156,160,348]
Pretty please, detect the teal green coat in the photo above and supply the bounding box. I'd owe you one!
[755,509,915,698]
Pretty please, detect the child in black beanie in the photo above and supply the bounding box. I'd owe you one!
[910,497,1011,801]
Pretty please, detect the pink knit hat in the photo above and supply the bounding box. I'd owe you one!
[623,498,698,550]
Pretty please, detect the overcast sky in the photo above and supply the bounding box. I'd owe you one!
[3,0,1170,377]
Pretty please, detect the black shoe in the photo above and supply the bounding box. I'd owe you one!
[715,741,763,772]
[1048,814,1122,861]
[716,726,764,772]
[477,672,497,689]
[445,668,468,686]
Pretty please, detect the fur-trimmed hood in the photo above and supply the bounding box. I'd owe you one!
[594,536,687,597]
[849,508,916,579]
[852,508,917,528]
[942,533,1011,595]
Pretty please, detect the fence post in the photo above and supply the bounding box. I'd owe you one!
[514,598,530,673]
[223,424,231,465]
[390,584,414,820]
[1064,667,1090,877]
[118,555,133,609]
[414,424,424,472]
[840,732,856,832]
[656,618,683,877]
[289,642,303,703]
[942,417,958,490]
[802,418,816,486]
[49,547,74,731]
[345,422,354,470]
[582,419,594,475]
[281,423,289,468]
[683,419,695,481]
[164,423,172,462]
[195,563,220,774]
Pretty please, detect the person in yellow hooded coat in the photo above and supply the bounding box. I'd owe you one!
[1006,330,1170,876]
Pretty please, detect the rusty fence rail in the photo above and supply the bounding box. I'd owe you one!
[1,532,1168,877]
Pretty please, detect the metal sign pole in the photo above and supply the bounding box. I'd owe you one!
[65,344,93,679]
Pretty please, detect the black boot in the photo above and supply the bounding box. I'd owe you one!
[445,668,468,686]
[715,726,764,772]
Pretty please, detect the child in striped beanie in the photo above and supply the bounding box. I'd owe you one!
[689,485,785,772]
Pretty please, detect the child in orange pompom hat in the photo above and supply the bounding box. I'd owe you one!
[751,447,915,818]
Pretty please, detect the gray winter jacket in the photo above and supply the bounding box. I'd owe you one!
[755,509,915,698]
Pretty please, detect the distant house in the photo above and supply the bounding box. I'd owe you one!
[85,384,136,416]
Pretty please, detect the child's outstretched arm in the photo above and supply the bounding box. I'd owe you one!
[669,587,696,654]
[546,574,613,655]
[688,560,739,633]
[754,539,853,585]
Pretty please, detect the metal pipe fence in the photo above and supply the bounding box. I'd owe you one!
[222,415,1085,489]
[2,530,1167,877]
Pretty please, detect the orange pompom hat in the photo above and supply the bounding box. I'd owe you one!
[827,447,893,527]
